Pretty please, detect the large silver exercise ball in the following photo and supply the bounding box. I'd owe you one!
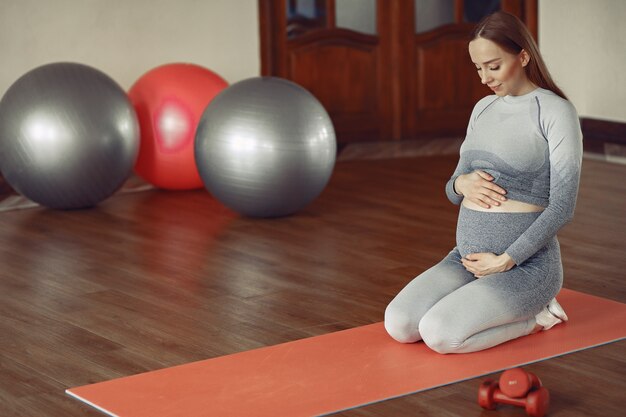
[0,62,139,209]
[195,77,336,218]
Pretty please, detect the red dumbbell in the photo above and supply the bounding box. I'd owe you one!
[478,368,550,417]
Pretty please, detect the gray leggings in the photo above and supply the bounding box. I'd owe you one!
[384,206,563,353]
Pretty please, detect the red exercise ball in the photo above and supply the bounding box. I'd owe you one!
[129,63,228,190]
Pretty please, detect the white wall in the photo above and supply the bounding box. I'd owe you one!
[0,0,260,94]
[540,0,626,122]
[2,0,624,124]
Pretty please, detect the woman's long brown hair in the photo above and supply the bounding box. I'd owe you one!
[471,11,568,100]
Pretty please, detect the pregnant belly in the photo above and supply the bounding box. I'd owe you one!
[456,205,541,258]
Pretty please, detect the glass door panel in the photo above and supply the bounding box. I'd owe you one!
[464,0,501,23]
[286,0,328,39]
[415,0,455,33]
[335,0,377,35]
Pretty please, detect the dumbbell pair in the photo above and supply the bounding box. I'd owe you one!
[478,368,550,417]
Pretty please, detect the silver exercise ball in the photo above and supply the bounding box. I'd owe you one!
[195,77,336,218]
[0,62,139,209]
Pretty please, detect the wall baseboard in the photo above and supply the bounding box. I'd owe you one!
[581,117,626,154]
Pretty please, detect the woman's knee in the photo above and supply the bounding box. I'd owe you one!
[418,311,462,354]
[384,304,421,344]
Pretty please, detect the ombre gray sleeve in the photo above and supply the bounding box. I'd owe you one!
[445,97,495,205]
[445,159,466,205]
[504,100,583,265]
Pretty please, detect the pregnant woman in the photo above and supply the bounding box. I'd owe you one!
[384,11,583,353]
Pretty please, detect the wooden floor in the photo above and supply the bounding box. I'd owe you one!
[0,155,624,417]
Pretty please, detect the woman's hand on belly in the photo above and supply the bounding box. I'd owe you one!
[454,170,507,209]
[461,252,516,278]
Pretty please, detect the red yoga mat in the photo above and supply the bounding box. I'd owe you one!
[67,289,626,417]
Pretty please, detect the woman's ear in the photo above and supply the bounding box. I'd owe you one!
[520,49,531,67]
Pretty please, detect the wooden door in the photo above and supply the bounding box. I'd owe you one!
[259,0,537,144]
[259,0,400,143]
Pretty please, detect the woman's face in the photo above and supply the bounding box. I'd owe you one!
[468,37,534,97]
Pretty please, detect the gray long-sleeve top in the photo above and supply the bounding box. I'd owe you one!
[445,88,583,265]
